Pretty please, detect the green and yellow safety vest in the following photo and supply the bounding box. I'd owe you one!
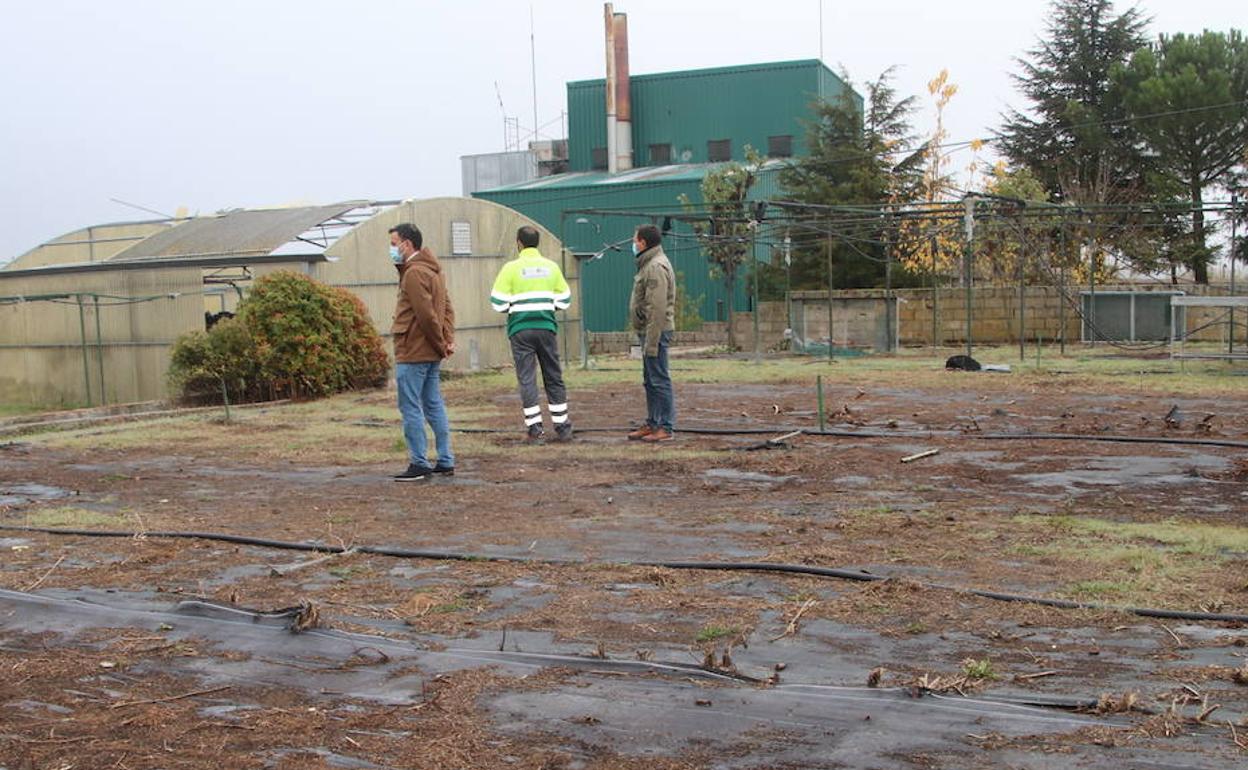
[490,247,571,336]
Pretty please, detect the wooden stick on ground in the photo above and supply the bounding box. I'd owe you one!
[901,449,940,464]
[1013,671,1058,681]
[768,430,803,445]
[24,555,65,591]
[770,598,817,642]
[109,685,231,710]
[268,548,356,577]
[1161,624,1187,648]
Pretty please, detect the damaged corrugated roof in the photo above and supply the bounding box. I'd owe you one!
[108,203,366,261]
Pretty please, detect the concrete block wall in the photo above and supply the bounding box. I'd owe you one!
[728,284,1241,352]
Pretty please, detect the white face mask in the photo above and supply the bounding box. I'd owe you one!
[632,241,640,255]
[389,245,402,263]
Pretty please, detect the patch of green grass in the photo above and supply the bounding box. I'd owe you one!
[904,621,928,635]
[961,658,998,680]
[327,565,365,580]
[1069,579,1132,599]
[1014,514,1248,557]
[1070,518,1248,556]
[1008,544,1046,557]
[22,507,121,529]
[695,624,738,643]
[0,402,69,419]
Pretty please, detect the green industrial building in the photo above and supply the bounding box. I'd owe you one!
[474,59,859,332]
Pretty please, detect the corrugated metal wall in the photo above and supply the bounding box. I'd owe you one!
[460,151,539,196]
[478,168,782,331]
[1,198,575,408]
[568,60,854,172]
[321,197,579,373]
[4,221,172,271]
[0,266,205,407]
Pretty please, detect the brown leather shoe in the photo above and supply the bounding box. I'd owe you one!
[640,428,674,443]
[627,425,655,441]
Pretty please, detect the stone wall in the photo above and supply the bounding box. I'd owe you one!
[588,322,729,354]
[730,284,1241,352]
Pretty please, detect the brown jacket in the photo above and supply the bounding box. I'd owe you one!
[392,247,455,363]
[628,245,676,357]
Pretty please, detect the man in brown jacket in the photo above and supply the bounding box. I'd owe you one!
[389,223,456,481]
[626,223,676,442]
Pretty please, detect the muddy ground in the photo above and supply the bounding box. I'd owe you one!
[1,355,1247,769]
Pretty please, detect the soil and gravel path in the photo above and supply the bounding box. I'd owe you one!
[2,360,1246,769]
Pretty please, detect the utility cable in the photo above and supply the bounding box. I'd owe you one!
[2,525,1245,625]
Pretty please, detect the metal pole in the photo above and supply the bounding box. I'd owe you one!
[751,227,761,364]
[826,225,834,361]
[76,294,92,407]
[963,196,975,358]
[1230,192,1239,356]
[93,294,106,405]
[530,4,538,144]
[784,231,792,344]
[1018,254,1026,362]
[884,208,893,353]
[1087,220,1096,344]
[816,374,826,432]
[1059,224,1067,356]
[930,235,938,350]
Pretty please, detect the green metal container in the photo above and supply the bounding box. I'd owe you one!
[476,59,860,332]
[477,164,785,331]
[567,59,856,172]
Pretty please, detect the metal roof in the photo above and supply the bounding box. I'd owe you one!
[565,58,844,87]
[0,201,402,280]
[476,160,788,194]
[108,203,366,261]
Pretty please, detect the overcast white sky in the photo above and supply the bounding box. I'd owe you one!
[0,0,1241,261]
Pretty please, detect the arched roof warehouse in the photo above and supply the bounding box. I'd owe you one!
[0,199,576,408]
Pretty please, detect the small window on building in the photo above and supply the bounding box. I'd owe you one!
[768,134,793,158]
[649,143,672,165]
[591,147,608,170]
[707,139,732,162]
[450,221,472,256]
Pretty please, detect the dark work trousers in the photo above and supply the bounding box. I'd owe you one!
[642,329,675,431]
[509,328,568,429]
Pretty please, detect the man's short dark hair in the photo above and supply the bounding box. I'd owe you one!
[517,225,540,248]
[636,224,661,250]
[388,223,422,249]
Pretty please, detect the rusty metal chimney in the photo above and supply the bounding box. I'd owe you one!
[604,3,632,173]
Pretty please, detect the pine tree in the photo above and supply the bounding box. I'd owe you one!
[780,68,925,289]
[1115,30,1248,283]
[997,0,1149,207]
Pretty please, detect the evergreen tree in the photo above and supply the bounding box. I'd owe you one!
[997,0,1149,207]
[679,147,765,350]
[1115,30,1248,283]
[780,68,926,289]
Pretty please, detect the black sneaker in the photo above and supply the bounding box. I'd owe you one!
[431,465,455,477]
[393,464,431,482]
[526,425,546,445]
[553,423,574,443]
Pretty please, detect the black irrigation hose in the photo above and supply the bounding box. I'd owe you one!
[456,425,1248,450]
[4,525,1247,625]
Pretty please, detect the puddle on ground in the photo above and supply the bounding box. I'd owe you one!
[0,482,74,507]
[702,468,794,484]
[1015,452,1230,493]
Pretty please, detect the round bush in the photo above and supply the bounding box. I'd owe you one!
[168,271,388,403]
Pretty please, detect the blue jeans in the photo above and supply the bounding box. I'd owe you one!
[642,330,675,431]
[396,362,454,469]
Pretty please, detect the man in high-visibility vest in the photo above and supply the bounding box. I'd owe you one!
[490,225,573,443]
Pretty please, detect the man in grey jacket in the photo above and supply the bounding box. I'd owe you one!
[626,224,676,442]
